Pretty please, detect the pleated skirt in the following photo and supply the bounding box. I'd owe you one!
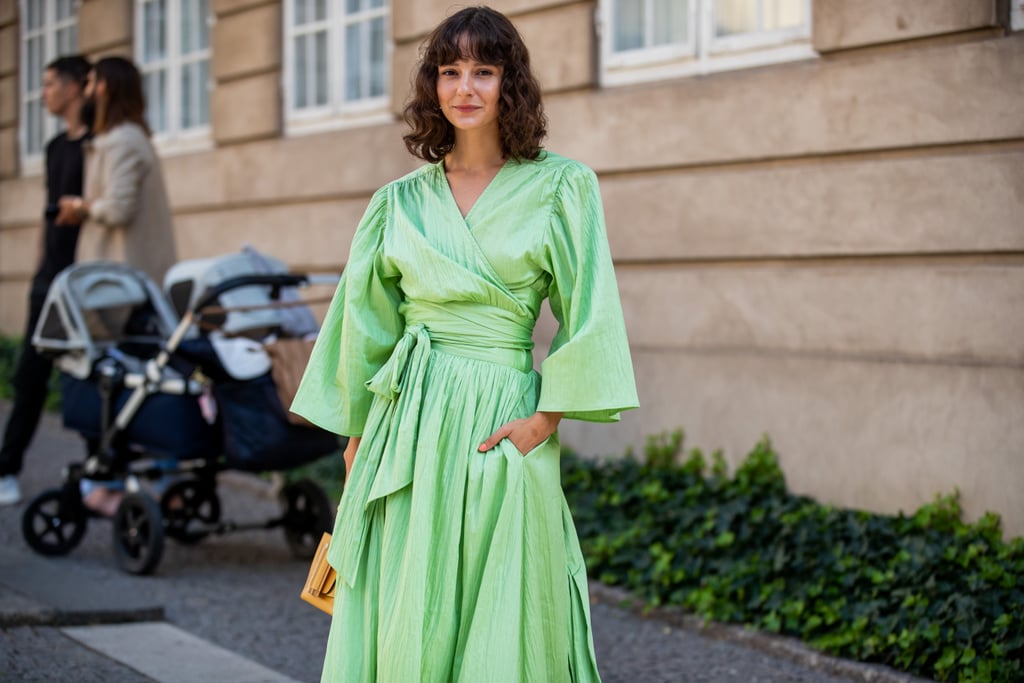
[320,349,602,682]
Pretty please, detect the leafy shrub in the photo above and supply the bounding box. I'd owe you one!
[0,335,62,410]
[0,335,20,400]
[562,430,1024,682]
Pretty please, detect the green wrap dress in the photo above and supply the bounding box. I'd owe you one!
[291,151,639,683]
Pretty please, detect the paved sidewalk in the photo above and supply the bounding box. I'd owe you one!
[0,402,932,682]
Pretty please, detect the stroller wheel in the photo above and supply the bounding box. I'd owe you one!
[111,492,165,575]
[21,486,88,556]
[280,479,334,560]
[161,480,221,545]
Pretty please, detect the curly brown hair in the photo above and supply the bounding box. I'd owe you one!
[403,6,547,163]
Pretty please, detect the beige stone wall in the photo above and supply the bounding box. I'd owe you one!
[0,0,18,179]
[210,0,282,144]
[1,0,1022,536]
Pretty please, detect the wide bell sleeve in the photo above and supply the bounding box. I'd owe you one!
[291,187,403,436]
[537,163,639,422]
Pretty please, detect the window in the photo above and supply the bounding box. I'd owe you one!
[600,0,813,86]
[1013,2,1023,31]
[284,0,390,134]
[20,0,78,168]
[135,0,212,146]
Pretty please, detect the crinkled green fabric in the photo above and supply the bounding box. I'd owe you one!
[292,151,638,683]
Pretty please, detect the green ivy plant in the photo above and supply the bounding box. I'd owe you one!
[562,430,1024,683]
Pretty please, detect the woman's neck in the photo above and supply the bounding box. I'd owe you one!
[445,131,504,173]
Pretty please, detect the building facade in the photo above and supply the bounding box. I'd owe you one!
[1,1,1022,534]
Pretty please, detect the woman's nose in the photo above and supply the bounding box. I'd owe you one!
[457,74,473,95]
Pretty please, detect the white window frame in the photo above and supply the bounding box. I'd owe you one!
[283,0,393,137]
[134,0,213,155]
[19,0,79,176]
[599,0,815,87]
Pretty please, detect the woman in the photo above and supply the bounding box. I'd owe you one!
[56,56,178,516]
[57,56,178,286]
[292,7,638,682]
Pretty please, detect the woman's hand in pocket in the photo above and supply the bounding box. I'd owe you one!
[478,411,563,456]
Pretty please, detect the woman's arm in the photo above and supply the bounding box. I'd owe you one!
[343,436,361,476]
[87,137,148,227]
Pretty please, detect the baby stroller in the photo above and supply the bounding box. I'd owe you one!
[20,251,343,575]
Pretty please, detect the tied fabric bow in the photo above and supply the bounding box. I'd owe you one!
[329,324,432,588]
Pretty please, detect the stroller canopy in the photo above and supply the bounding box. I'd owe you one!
[33,261,180,378]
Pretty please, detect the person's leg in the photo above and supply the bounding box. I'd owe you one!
[0,292,53,479]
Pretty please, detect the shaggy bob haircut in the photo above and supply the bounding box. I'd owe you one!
[403,6,547,162]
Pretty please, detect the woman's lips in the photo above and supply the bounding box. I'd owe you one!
[454,105,479,112]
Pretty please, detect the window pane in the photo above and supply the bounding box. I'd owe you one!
[369,16,386,97]
[315,30,328,105]
[144,70,168,132]
[763,0,805,31]
[293,35,308,107]
[613,0,644,52]
[198,0,211,49]
[56,25,77,54]
[27,0,43,30]
[652,0,688,46]
[345,0,360,14]
[144,0,168,62]
[181,0,195,53]
[294,0,328,23]
[181,61,194,129]
[198,58,210,125]
[179,59,209,129]
[369,0,386,9]
[345,22,361,101]
[27,36,43,90]
[27,98,43,155]
[715,0,759,36]
[56,0,75,20]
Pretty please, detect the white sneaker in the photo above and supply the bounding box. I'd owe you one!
[0,475,21,506]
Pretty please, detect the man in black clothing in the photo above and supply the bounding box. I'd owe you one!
[0,55,91,506]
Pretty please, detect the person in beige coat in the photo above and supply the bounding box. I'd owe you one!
[56,56,178,515]
[57,56,177,286]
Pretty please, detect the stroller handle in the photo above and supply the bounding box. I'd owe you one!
[192,273,312,314]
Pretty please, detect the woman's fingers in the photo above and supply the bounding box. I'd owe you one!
[478,422,516,452]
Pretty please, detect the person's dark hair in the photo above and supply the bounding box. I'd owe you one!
[92,56,151,136]
[403,6,546,162]
[45,55,91,87]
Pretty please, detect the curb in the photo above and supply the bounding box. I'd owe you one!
[0,603,165,629]
[588,582,936,683]
[0,546,166,630]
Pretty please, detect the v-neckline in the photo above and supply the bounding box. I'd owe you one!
[439,159,510,225]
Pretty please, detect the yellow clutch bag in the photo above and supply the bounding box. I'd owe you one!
[301,532,336,614]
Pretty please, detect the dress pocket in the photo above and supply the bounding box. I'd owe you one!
[508,433,556,458]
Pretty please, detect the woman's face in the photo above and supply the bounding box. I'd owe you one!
[84,70,105,102]
[436,58,503,137]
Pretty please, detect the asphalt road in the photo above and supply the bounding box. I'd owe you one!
[0,402,919,682]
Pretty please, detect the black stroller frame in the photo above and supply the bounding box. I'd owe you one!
[21,260,343,575]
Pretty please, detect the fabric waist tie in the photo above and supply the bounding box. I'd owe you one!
[403,299,535,373]
[329,302,536,587]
